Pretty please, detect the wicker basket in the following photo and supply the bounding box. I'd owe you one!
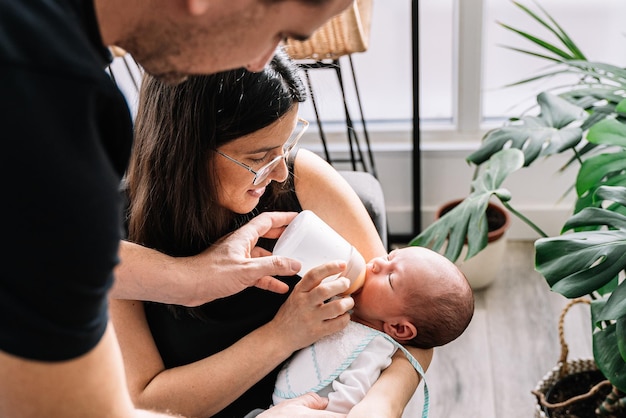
[284,0,373,60]
[532,298,605,417]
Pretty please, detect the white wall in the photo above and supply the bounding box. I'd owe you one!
[299,130,577,241]
[296,1,413,126]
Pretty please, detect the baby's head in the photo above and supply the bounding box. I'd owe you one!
[352,246,474,349]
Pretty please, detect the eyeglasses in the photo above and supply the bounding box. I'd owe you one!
[215,117,309,186]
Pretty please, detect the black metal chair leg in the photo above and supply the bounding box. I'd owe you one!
[303,68,332,163]
[297,57,376,177]
[333,59,367,172]
[348,55,377,178]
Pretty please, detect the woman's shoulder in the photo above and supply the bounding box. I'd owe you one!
[293,148,333,172]
[292,148,351,192]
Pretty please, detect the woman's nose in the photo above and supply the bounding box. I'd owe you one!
[269,158,289,183]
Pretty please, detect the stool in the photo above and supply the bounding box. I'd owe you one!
[284,0,376,177]
[297,57,377,177]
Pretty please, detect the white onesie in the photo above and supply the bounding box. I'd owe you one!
[273,321,429,417]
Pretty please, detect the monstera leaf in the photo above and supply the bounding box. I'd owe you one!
[493,0,626,396]
[409,149,524,262]
[535,186,626,392]
[573,116,626,216]
[576,151,626,199]
[467,92,586,167]
[536,186,626,298]
[591,298,626,392]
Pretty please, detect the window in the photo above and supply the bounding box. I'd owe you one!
[483,0,626,122]
[420,0,626,136]
[109,1,626,141]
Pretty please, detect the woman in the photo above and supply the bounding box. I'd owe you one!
[111,49,430,418]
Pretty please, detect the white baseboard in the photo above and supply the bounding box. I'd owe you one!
[401,204,573,241]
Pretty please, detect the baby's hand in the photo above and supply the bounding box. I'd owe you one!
[271,261,354,352]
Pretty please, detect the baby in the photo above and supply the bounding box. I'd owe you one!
[273,245,474,415]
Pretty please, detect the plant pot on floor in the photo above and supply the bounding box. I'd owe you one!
[532,298,620,418]
[436,199,510,290]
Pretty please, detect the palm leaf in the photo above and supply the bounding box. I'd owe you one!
[563,61,626,86]
[497,45,564,64]
[502,1,587,61]
[498,22,576,60]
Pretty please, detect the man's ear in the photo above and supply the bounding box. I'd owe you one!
[186,0,210,16]
[383,320,417,342]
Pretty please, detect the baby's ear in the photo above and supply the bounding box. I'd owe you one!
[383,320,417,342]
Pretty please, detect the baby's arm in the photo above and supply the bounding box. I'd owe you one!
[326,336,395,413]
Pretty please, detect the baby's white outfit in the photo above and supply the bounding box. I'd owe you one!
[273,321,429,417]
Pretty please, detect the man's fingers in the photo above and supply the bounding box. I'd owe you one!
[250,247,299,293]
[247,250,301,283]
[236,212,298,242]
[254,276,290,294]
[250,246,272,258]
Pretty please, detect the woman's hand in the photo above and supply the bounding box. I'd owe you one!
[258,393,346,418]
[268,261,354,353]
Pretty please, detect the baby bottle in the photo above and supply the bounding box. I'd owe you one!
[273,210,366,295]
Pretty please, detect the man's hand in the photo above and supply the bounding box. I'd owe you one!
[185,212,302,304]
[113,212,303,306]
[258,393,346,417]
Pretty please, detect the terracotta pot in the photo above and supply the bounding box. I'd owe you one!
[436,200,510,289]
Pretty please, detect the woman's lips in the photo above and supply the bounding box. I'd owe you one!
[248,185,266,198]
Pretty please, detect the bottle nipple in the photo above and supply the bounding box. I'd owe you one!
[339,247,366,295]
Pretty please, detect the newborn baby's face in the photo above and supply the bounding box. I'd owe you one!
[351,250,412,325]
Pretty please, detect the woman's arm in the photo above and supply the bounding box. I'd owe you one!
[110,261,354,418]
[293,149,386,263]
[111,211,301,306]
[347,347,433,417]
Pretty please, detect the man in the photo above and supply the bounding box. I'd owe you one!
[0,0,356,417]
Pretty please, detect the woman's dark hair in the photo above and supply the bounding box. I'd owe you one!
[126,48,306,257]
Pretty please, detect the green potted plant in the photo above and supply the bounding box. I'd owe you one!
[431,196,512,289]
[409,1,626,415]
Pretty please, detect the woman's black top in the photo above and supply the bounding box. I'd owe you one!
[144,158,303,417]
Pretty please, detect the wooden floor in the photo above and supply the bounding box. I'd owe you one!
[407,240,593,418]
